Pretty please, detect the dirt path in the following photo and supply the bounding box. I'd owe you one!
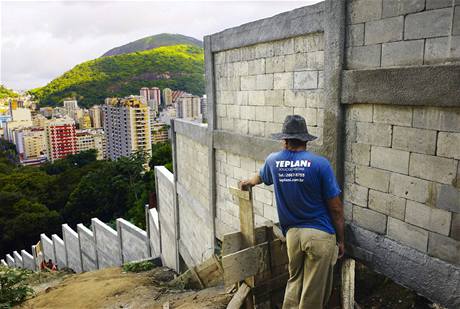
[17,267,231,309]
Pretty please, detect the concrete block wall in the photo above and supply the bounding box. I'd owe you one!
[344,104,460,265]
[147,207,161,258]
[77,223,98,272]
[346,0,460,68]
[117,218,150,263]
[63,224,83,273]
[214,34,325,146]
[92,218,122,268]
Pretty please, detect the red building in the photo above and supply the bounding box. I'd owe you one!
[45,117,77,161]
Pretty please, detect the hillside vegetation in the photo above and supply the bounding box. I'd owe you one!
[0,85,18,99]
[102,33,203,57]
[30,44,204,108]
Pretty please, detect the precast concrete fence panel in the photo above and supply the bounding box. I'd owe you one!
[92,218,122,268]
[21,250,35,270]
[52,234,67,270]
[77,223,98,272]
[116,218,150,263]
[62,224,83,273]
[13,251,23,268]
[147,207,161,258]
[40,233,55,263]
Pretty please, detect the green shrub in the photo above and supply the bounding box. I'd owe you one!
[0,266,34,308]
[122,260,156,273]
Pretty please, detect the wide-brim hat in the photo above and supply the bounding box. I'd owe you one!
[271,115,317,142]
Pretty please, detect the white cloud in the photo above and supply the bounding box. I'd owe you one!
[0,0,321,90]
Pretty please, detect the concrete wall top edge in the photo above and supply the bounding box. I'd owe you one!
[154,166,174,183]
[51,234,64,244]
[173,119,208,145]
[92,218,118,237]
[62,224,79,238]
[116,218,147,237]
[77,223,93,236]
[208,1,325,52]
[40,233,52,243]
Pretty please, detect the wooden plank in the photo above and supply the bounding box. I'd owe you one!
[229,186,251,200]
[269,239,289,268]
[252,272,289,297]
[341,258,355,309]
[239,197,256,248]
[190,266,205,289]
[227,282,251,309]
[222,232,242,256]
[223,242,270,285]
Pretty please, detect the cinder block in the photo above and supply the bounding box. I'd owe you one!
[344,202,353,222]
[344,162,356,184]
[392,126,437,155]
[220,118,234,131]
[346,23,364,47]
[348,104,373,122]
[226,104,240,119]
[428,232,460,265]
[405,8,452,39]
[273,107,294,123]
[274,72,294,90]
[425,37,449,64]
[306,51,324,70]
[248,91,265,106]
[284,90,307,108]
[436,184,460,214]
[381,40,424,66]
[254,186,273,205]
[437,132,460,160]
[387,217,429,252]
[293,107,317,127]
[389,173,433,204]
[369,190,406,220]
[317,108,325,126]
[255,43,274,59]
[240,106,256,120]
[382,0,425,17]
[294,33,324,53]
[413,107,460,132]
[255,106,274,122]
[236,91,248,106]
[273,38,294,56]
[451,35,460,60]
[254,74,273,90]
[248,120,265,137]
[317,71,324,89]
[248,59,265,75]
[344,182,368,207]
[409,153,457,184]
[426,0,452,10]
[353,206,387,234]
[348,0,383,24]
[451,214,460,241]
[346,45,381,69]
[406,200,451,235]
[266,56,285,73]
[240,76,256,91]
[234,119,249,135]
[365,16,404,45]
[293,71,318,90]
[371,146,410,174]
[373,104,412,126]
[351,143,370,166]
[356,165,391,192]
[306,89,324,108]
[265,90,284,107]
[356,123,392,146]
[216,105,227,118]
[285,53,309,72]
[452,6,460,36]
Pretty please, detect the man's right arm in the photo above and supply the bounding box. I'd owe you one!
[327,196,345,259]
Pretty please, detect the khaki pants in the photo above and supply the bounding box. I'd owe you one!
[282,228,338,309]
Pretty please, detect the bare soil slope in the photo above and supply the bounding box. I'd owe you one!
[17,267,230,309]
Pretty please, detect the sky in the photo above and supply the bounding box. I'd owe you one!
[0,0,321,91]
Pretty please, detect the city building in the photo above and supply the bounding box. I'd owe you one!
[76,129,106,160]
[45,117,77,162]
[175,94,201,120]
[89,105,103,128]
[39,107,53,118]
[152,122,169,144]
[4,108,33,142]
[172,90,187,104]
[14,127,47,165]
[32,113,47,128]
[102,97,152,161]
[63,100,79,119]
[78,112,92,129]
[163,88,173,106]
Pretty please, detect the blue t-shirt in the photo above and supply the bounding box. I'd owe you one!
[259,150,341,236]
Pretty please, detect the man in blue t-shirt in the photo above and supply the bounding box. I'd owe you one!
[240,115,344,309]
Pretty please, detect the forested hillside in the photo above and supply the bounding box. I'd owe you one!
[0,85,18,99]
[30,45,204,108]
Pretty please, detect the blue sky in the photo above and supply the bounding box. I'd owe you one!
[1,0,320,90]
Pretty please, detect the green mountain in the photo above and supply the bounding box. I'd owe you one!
[30,44,204,108]
[102,33,203,57]
[0,85,18,99]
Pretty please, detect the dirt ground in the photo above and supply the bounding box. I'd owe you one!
[17,267,231,309]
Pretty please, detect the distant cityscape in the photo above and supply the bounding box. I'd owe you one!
[0,88,207,166]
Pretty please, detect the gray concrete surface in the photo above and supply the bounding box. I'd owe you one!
[62,224,83,273]
[92,218,122,268]
[77,223,98,272]
[117,218,150,263]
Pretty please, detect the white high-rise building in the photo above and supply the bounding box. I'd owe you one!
[89,105,103,128]
[63,100,79,119]
[175,94,201,120]
[102,97,152,161]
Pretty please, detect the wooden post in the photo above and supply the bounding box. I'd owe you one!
[341,258,355,309]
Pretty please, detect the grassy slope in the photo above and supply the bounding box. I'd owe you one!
[0,85,18,99]
[102,33,203,57]
[30,44,204,108]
